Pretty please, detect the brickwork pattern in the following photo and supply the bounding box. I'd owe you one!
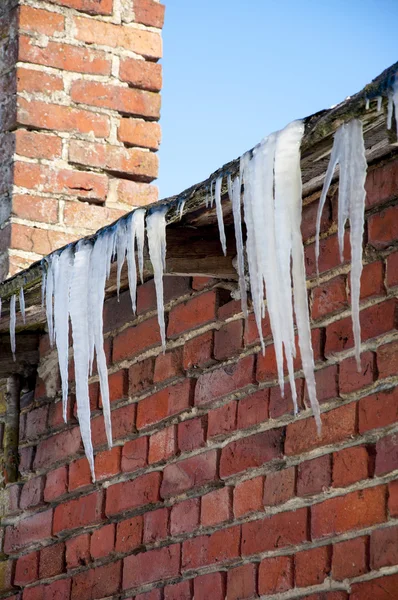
[0,155,397,598]
[0,0,163,278]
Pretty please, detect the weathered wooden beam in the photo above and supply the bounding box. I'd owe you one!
[0,334,39,377]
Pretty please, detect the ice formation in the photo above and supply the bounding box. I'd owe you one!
[377,96,382,112]
[126,209,146,314]
[9,294,16,359]
[19,287,25,324]
[227,174,248,318]
[147,208,168,350]
[316,119,367,370]
[214,176,227,255]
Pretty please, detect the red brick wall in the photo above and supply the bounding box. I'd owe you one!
[1,155,398,598]
[0,0,163,278]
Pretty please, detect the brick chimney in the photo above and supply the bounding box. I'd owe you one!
[0,0,164,279]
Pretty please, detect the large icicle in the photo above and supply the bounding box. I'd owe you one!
[126,209,146,314]
[146,207,168,350]
[214,176,227,255]
[53,247,73,422]
[69,241,95,480]
[45,257,55,346]
[116,219,128,299]
[9,295,16,359]
[227,174,248,318]
[19,287,25,324]
[316,119,367,370]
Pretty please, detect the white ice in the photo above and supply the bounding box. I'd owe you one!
[214,176,227,256]
[45,257,55,347]
[147,208,168,350]
[126,209,146,314]
[365,97,370,110]
[10,294,16,360]
[19,287,25,324]
[316,119,367,371]
[116,219,128,300]
[227,173,248,318]
[377,96,382,112]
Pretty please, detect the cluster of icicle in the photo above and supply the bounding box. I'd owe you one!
[41,208,167,481]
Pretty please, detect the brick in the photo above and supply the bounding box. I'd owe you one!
[19,476,44,509]
[90,523,115,560]
[258,556,293,595]
[149,425,176,463]
[123,544,180,589]
[74,16,162,59]
[214,320,243,360]
[137,379,193,429]
[63,202,126,232]
[340,351,375,394]
[143,507,168,543]
[269,378,304,418]
[118,118,161,150]
[311,485,386,539]
[194,572,225,600]
[178,417,206,452]
[116,179,158,206]
[183,331,213,369]
[302,194,331,241]
[315,365,339,403]
[387,250,398,287]
[120,58,162,91]
[4,509,53,553]
[226,563,256,600]
[244,311,272,347]
[94,447,120,480]
[12,194,58,226]
[10,222,71,256]
[368,204,398,249]
[305,231,351,277]
[220,429,284,478]
[170,498,200,536]
[377,339,398,378]
[297,454,332,497]
[234,476,264,517]
[66,533,90,569]
[53,491,103,534]
[165,581,191,600]
[113,317,161,362]
[15,130,62,161]
[19,35,111,76]
[71,80,160,120]
[333,445,371,487]
[24,580,72,600]
[376,432,398,475]
[285,403,357,455]
[207,401,237,438]
[365,157,398,207]
[332,535,368,580]
[325,299,397,357]
[14,551,39,586]
[19,447,34,475]
[47,0,113,14]
[241,507,308,556]
[161,450,218,498]
[25,405,48,440]
[389,479,398,517]
[237,389,269,429]
[39,542,64,579]
[263,466,296,506]
[106,472,161,516]
[17,66,64,95]
[69,140,158,180]
[14,162,108,202]
[256,344,278,382]
[295,546,331,587]
[121,436,148,473]
[312,275,347,319]
[129,358,155,396]
[154,348,183,383]
[71,561,122,600]
[134,0,165,27]
[350,573,398,600]
[19,5,65,35]
[201,487,231,526]
[195,355,255,406]
[359,388,398,433]
[349,260,385,299]
[182,526,240,571]
[168,291,218,337]
[371,524,398,569]
[192,276,214,291]
[135,592,162,600]
[92,403,136,448]
[115,516,143,553]
[69,457,91,491]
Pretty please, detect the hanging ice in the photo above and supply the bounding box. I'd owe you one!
[69,241,95,480]
[19,287,25,324]
[377,96,382,112]
[316,119,367,371]
[227,174,248,318]
[147,207,168,350]
[116,219,128,299]
[126,209,146,314]
[9,294,16,360]
[53,247,73,422]
[45,257,55,346]
[178,199,186,220]
[386,77,398,136]
[214,176,227,256]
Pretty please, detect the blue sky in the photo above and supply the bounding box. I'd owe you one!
[157,0,397,199]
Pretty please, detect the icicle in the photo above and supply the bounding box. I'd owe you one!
[387,92,393,130]
[89,232,113,449]
[126,209,146,314]
[178,199,186,220]
[41,260,47,308]
[116,220,128,299]
[377,96,382,112]
[316,119,367,372]
[19,287,25,324]
[105,227,116,281]
[227,173,248,318]
[69,241,95,480]
[53,247,73,423]
[393,78,398,137]
[365,97,370,110]
[45,256,55,346]
[214,176,227,256]
[9,295,16,360]
[210,179,215,207]
[147,207,168,350]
